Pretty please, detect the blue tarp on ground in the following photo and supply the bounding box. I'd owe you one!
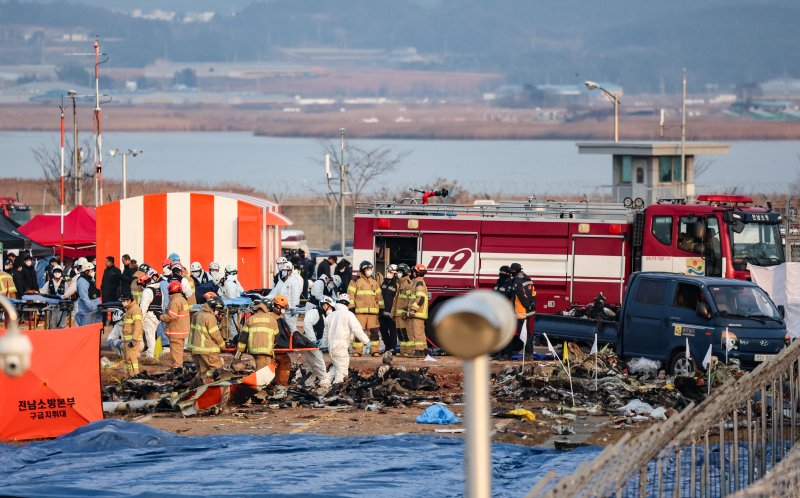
[0,420,602,497]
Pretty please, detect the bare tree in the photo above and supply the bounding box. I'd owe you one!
[318,140,410,203]
[33,139,94,208]
[694,158,715,179]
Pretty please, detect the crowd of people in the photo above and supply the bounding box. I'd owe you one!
[0,247,438,391]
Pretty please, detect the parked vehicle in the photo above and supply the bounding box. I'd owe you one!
[0,196,31,225]
[534,272,787,373]
[281,229,309,257]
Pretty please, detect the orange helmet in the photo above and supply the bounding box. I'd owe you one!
[168,280,183,294]
[273,295,289,308]
[137,272,150,284]
[203,291,218,301]
[414,264,427,276]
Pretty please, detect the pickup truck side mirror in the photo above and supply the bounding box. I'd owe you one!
[696,302,711,319]
[778,305,786,318]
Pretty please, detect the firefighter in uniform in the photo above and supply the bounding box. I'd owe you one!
[235,297,280,370]
[392,264,412,357]
[270,295,294,387]
[160,280,191,368]
[0,263,17,299]
[407,264,429,357]
[506,262,537,358]
[379,264,399,355]
[120,294,143,377]
[347,261,384,357]
[189,295,226,380]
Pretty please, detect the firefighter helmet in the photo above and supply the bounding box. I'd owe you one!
[206,296,225,311]
[209,262,220,272]
[359,260,373,271]
[168,280,183,294]
[337,293,351,305]
[273,295,289,308]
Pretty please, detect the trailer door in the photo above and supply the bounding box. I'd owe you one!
[570,235,626,306]
[419,232,478,292]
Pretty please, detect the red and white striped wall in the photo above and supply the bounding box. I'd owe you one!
[96,192,291,291]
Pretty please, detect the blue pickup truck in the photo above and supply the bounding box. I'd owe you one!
[534,272,787,374]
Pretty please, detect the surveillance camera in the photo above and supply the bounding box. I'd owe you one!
[0,330,33,377]
[433,291,516,359]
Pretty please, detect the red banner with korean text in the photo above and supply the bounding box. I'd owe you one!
[0,324,102,441]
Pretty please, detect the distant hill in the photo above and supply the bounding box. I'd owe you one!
[1,0,799,92]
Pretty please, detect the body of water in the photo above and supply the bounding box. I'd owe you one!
[0,131,798,197]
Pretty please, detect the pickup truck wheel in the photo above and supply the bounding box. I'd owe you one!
[668,353,695,376]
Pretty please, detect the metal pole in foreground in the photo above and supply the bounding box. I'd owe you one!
[464,355,492,497]
[68,90,81,206]
[339,128,346,258]
[613,95,619,143]
[433,291,516,498]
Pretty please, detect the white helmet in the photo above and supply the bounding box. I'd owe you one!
[332,275,342,288]
[75,257,88,269]
[111,308,124,322]
[337,293,350,305]
[321,296,336,307]
[190,262,202,272]
[225,264,237,275]
[209,262,220,272]
[281,262,294,272]
[276,256,288,266]
[82,262,95,272]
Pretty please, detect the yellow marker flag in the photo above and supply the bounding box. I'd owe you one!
[563,341,569,361]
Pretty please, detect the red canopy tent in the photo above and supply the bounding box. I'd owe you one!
[18,206,96,258]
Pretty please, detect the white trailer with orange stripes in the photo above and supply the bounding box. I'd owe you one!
[96,192,292,291]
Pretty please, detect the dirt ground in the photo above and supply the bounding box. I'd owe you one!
[101,349,653,448]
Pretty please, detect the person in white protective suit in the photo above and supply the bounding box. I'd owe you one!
[139,268,163,359]
[309,273,341,306]
[302,296,335,390]
[321,293,370,385]
[268,262,303,331]
[219,265,245,299]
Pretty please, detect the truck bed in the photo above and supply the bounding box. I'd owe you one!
[533,313,620,347]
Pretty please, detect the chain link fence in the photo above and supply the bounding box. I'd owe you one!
[533,341,800,497]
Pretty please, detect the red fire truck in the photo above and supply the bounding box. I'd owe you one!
[0,196,31,225]
[353,195,784,317]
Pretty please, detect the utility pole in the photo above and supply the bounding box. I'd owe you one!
[93,37,104,207]
[325,129,349,257]
[680,68,687,200]
[339,128,347,257]
[59,98,65,262]
[68,89,81,206]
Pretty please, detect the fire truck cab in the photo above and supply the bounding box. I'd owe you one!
[353,195,784,317]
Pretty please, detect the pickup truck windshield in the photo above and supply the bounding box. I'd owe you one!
[708,285,782,321]
[730,222,784,270]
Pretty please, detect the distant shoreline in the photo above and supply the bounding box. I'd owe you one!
[1,104,800,141]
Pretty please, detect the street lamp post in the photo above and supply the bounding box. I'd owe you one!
[109,148,141,199]
[67,90,81,206]
[433,291,516,498]
[585,80,621,143]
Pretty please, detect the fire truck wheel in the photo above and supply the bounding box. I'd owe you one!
[668,351,696,377]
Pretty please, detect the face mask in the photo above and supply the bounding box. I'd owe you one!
[280,270,289,280]
[25,261,32,267]
[397,271,405,279]
[192,270,201,278]
[387,271,396,279]
[323,306,332,316]
[53,272,62,279]
[89,270,96,278]
[364,269,373,278]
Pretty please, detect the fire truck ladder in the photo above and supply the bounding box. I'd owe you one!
[357,200,639,222]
